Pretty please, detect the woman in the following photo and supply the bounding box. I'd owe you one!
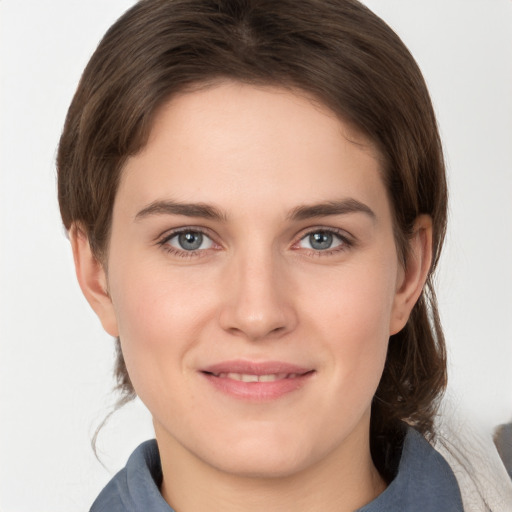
[57,0,497,510]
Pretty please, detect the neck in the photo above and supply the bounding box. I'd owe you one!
[157,426,386,512]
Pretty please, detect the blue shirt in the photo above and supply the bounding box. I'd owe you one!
[90,427,464,511]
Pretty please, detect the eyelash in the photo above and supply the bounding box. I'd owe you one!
[157,227,216,259]
[156,226,354,259]
[294,227,353,256]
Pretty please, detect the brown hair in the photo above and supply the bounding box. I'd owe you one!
[58,0,447,463]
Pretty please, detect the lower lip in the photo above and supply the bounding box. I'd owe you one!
[201,372,314,401]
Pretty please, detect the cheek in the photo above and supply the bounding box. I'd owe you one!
[111,255,213,332]
[307,253,397,332]
[303,256,397,386]
[107,262,216,393]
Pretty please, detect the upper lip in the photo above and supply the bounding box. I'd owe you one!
[201,360,313,376]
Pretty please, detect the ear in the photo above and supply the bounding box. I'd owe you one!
[69,225,119,337]
[389,215,433,335]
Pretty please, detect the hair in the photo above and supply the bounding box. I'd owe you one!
[57,0,448,470]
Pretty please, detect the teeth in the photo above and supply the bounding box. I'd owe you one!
[240,373,259,383]
[217,372,295,382]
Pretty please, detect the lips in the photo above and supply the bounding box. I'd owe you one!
[200,360,315,401]
[214,372,301,382]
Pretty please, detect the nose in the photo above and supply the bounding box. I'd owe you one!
[218,249,298,341]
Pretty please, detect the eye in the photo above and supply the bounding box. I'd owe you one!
[165,230,214,251]
[298,230,346,251]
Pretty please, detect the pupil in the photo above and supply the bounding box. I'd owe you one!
[179,232,203,250]
[310,232,332,250]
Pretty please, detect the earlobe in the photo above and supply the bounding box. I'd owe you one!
[69,225,119,337]
[389,215,433,335]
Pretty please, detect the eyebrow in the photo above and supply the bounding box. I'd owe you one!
[287,199,376,222]
[135,200,227,222]
[134,197,375,223]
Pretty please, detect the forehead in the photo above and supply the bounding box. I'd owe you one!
[148,81,379,161]
[118,82,387,217]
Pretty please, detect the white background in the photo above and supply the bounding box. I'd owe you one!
[1,1,511,510]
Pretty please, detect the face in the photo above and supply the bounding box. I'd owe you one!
[90,82,415,478]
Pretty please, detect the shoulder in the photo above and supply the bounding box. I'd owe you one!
[358,427,464,512]
[90,440,174,512]
[434,417,512,512]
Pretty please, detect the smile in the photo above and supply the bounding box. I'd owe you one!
[200,361,315,401]
[212,372,301,382]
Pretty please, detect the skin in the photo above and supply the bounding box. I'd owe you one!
[72,82,432,512]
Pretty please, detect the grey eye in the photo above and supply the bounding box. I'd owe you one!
[299,231,344,251]
[309,232,333,250]
[168,231,213,251]
[179,232,203,250]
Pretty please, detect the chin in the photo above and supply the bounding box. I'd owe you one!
[213,451,312,479]
[196,429,324,479]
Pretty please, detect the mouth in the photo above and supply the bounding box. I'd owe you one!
[205,372,305,382]
[200,361,315,401]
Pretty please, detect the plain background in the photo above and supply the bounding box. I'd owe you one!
[1,1,511,510]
